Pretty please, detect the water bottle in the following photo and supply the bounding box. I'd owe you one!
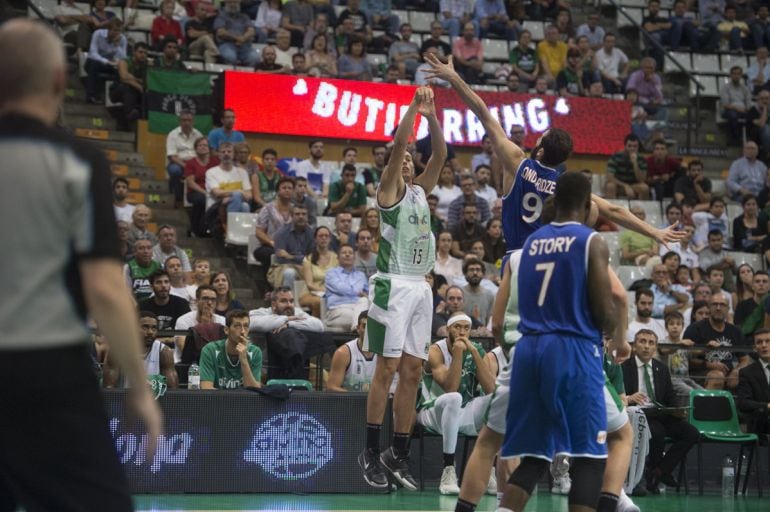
[188,363,200,390]
[722,455,735,498]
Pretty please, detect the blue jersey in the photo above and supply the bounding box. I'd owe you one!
[502,158,561,252]
[518,222,602,344]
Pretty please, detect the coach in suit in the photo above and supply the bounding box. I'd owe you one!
[622,328,700,493]
[736,328,770,435]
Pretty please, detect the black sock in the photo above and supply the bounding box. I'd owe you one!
[366,423,381,454]
[455,498,477,512]
[596,492,619,512]
[392,432,410,458]
[443,452,455,467]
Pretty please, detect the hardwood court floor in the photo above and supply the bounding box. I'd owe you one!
[135,489,767,512]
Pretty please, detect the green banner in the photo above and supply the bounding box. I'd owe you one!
[146,69,213,134]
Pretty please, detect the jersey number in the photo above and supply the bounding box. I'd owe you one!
[522,192,543,223]
[412,248,423,265]
[535,262,555,306]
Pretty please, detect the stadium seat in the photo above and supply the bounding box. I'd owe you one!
[692,53,721,75]
[618,0,648,7]
[606,199,630,211]
[127,9,155,31]
[126,30,149,45]
[691,75,719,98]
[521,20,545,41]
[728,251,764,271]
[617,7,644,28]
[482,38,509,61]
[247,235,261,266]
[720,53,749,74]
[205,62,233,74]
[409,11,436,33]
[225,212,258,247]
[665,52,692,74]
[616,265,649,289]
[711,179,727,196]
[391,9,409,26]
[317,216,335,230]
[366,53,387,71]
[183,61,204,71]
[629,200,663,227]
[598,232,621,267]
[28,0,58,19]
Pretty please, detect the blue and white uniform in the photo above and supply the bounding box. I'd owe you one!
[502,222,608,461]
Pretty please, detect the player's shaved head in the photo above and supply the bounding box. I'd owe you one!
[554,172,591,216]
[0,19,66,108]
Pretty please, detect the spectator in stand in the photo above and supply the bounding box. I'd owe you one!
[576,13,604,50]
[256,45,290,73]
[151,0,183,49]
[85,18,126,104]
[307,33,338,77]
[674,160,712,211]
[324,244,369,331]
[690,197,729,252]
[554,7,574,43]
[113,177,135,224]
[248,286,329,380]
[362,207,380,252]
[474,0,518,40]
[451,204,485,258]
[684,293,748,390]
[251,148,282,209]
[447,174,491,229]
[506,71,522,92]
[338,36,373,81]
[620,206,660,265]
[575,34,600,83]
[186,257,210,307]
[268,204,314,289]
[127,204,157,245]
[300,226,339,317]
[416,45,451,86]
[431,164,462,223]
[428,194,445,234]
[509,29,540,89]
[152,224,192,276]
[699,228,735,274]
[700,0,726,32]
[645,140,682,200]
[717,4,750,51]
[435,231,463,281]
[733,263,756,309]
[255,0,283,43]
[650,263,690,319]
[164,255,192,302]
[748,46,770,94]
[605,134,650,199]
[124,238,162,302]
[669,0,718,51]
[471,135,493,173]
[184,137,219,237]
[354,228,378,278]
[537,25,568,85]
[185,0,219,63]
[200,310,262,390]
[166,110,202,207]
[291,53,308,75]
[293,176,318,227]
[274,30,294,68]
[748,89,770,157]
[625,57,663,115]
[422,21,453,59]
[627,288,668,343]
[117,222,132,262]
[721,65,752,147]
[556,47,590,97]
[67,0,114,53]
[112,42,148,130]
[751,4,770,50]
[481,218,505,264]
[330,212,358,252]
[138,269,191,330]
[213,0,258,67]
[594,32,628,95]
[211,271,244,317]
[389,23,421,79]
[736,329,770,435]
[296,140,336,198]
[527,0,561,22]
[432,286,489,337]
[204,142,251,223]
[734,194,770,254]
[336,0,374,48]
[328,164,367,217]
[281,0,314,47]
[253,176,294,269]
[642,0,671,58]
[208,109,245,153]
[728,141,767,201]
[303,13,335,56]
[153,35,185,72]
[662,250,682,280]
[452,21,484,85]
[460,256,495,325]
[660,202,684,231]
[732,266,765,331]
[439,0,476,38]
[362,0,400,36]
[174,285,226,363]
[473,165,497,208]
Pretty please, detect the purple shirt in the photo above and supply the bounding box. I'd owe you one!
[626,70,663,104]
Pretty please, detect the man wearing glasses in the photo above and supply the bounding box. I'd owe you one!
[649,264,689,319]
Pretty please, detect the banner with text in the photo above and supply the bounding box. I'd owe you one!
[224,72,630,155]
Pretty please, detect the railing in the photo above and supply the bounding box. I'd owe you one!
[606,0,703,150]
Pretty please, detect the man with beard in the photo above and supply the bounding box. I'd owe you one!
[175,285,226,364]
[417,312,496,495]
[213,0,259,67]
[124,239,162,302]
[473,165,497,209]
[207,108,245,153]
[139,269,191,331]
[451,204,485,258]
[627,288,668,343]
[270,205,314,289]
[447,175,491,230]
[295,139,336,197]
[104,311,178,388]
[461,257,495,326]
[112,177,135,223]
[255,45,289,73]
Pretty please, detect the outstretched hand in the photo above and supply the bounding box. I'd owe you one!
[655,223,687,249]
[423,53,459,83]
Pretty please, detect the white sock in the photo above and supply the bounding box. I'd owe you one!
[496,491,503,506]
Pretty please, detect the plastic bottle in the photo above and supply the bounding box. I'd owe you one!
[188,363,200,390]
[722,455,735,498]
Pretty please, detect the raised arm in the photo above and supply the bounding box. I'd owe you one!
[413,88,447,192]
[592,193,685,247]
[424,53,526,193]
[378,89,422,208]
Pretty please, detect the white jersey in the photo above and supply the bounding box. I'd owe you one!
[343,339,376,392]
[490,346,508,378]
[124,340,163,388]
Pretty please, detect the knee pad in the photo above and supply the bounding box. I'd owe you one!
[568,457,607,508]
[507,457,548,495]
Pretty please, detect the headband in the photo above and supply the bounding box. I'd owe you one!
[447,314,472,328]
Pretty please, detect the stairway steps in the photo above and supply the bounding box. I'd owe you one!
[111,163,156,180]
[67,114,117,131]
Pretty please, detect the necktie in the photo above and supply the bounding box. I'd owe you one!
[765,363,770,386]
[644,363,656,404]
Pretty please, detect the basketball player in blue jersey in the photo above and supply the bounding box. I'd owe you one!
[423,54,684,254]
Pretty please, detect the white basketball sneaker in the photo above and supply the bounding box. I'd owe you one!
[616,488,641,512]
[439,465,460,495]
